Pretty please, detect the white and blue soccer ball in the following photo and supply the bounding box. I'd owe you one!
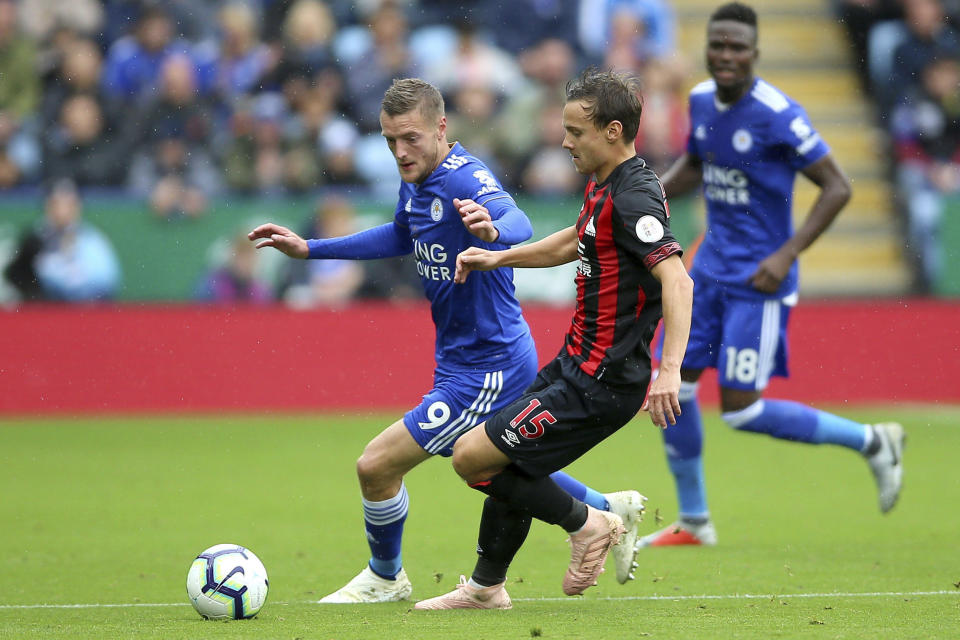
[186,544,269,619]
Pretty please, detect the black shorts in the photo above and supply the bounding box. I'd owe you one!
[484,353,648,477]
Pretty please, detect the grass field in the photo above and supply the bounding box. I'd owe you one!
[1,406,958,639]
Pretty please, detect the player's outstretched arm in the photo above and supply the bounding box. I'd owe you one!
[660,152,703,199]
[454,226,578,283]
[248,223,308,259]
[749,154,852,293]
[643,254,693,428]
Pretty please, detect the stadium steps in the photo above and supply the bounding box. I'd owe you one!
[673,0,911,296]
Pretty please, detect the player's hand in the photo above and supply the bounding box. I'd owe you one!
[455,247,500,283]
[248,223,309,259]
[748,249,793,293]
[642,368,682,429]
[455,198,500,243]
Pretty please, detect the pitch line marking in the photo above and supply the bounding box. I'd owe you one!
[515,590,960,603]
[1,591,957,610]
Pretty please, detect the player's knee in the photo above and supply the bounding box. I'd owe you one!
[451,439,485,484]
[720,399,764,431]
[355,449,386,485]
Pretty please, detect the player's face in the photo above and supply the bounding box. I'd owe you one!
[380,107,447,184]
[562,100,610,177]
[706,20,757,99]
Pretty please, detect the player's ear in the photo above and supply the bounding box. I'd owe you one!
[437,116,447,140]
[606,121,623,143]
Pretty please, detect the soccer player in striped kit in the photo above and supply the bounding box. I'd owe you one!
[415,68,694,610]
[637,2,905,549]
[249,78,646,603]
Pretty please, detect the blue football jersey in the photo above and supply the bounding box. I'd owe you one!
[686,77,830,297]
[394,142,534,371]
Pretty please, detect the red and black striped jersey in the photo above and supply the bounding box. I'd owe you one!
[564,155,682,389]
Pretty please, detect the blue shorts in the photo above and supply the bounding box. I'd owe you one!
[403,345,539,456]
[681,278,793,391]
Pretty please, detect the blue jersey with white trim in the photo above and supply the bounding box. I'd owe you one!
[394,142,534,370]
[686,77,830,297]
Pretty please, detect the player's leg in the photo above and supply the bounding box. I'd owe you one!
[452,358,640,597]
[715,297,904,513]
[453,347,646,581]
[639,278,721,548]
[318,419,428,603]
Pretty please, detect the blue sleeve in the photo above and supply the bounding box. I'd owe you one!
[485,195,533,245]
[306,222,412,260]
[774,103,830,171]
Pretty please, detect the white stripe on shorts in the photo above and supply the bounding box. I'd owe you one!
[755,299,780,390]
[424,370,503,454]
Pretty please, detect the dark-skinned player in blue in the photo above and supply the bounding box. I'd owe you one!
[638,2,905,549]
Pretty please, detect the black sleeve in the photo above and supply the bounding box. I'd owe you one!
[611,178,683,271]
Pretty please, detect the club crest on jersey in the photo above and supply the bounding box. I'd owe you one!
[732,129,752,153]
[405,198,412,213]
[695,124,707,140]
[635,215,664,243]
[430,198,443,221]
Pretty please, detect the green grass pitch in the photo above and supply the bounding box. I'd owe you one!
[1,406,958,639]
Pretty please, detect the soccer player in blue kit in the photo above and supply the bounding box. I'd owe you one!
[637,2,906,548]
[248,78,646,602]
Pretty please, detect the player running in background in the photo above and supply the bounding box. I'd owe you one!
[248,78,646,603]
[414,68,694,610]
[637,2,905,549]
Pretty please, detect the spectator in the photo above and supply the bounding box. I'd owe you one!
[831,0,902,94]
[420,19,523,99]
[445,84,502,174]
[266,0,336,92]
[493,38,575,186]
[221,93,288,195]
[3,179,121,302]
[194,232,274,304]
[101,3,210,104]
[891,52,960,291]
[43,93,130,186]
[634,55,690,174]
[484,0,581,55]
[338,2,418,133]
[281,196,366,307]
[128,54,221,218]
[520,101,582,196]
[213,2,273,105]
[578,0,676,66]
[871,0,960,116]
[41,38,116,127]
[0,0,41,187]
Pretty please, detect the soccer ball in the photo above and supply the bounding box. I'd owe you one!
[186,544,269,620]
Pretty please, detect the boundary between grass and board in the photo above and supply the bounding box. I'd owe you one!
[2,590,958,609]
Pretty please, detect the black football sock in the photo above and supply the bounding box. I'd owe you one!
[471,497,532,587]
[469,465,589,533]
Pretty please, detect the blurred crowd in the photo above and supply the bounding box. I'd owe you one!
[4,0,958,303]
[0,0,689,304]
[0,0,688,208]
[836,0,960,292]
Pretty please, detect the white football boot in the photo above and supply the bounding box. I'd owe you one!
[318,566,413,603]
[603,490,647,583]
[866,422,905,513]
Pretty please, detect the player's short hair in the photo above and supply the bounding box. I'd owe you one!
[709,2,758,34]
[381,78,445,122]
[565,67,643,143]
